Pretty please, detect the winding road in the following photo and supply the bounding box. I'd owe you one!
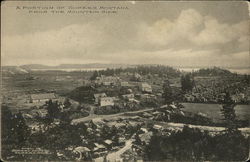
[106,140,133,162]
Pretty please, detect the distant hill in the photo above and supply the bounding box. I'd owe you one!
[2,66,29,75]
[193,67,233,76]
[20,64,52,69]
[18,63,135,70]
[2,64,247,76]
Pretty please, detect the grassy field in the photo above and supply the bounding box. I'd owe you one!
[182,103,250,122]
[2,71,92,96]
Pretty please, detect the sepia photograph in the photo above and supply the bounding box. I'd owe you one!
[1,0,249,161]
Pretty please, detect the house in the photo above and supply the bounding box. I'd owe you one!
[93,143,106,152]
[30,93,56,103]
[73,146,91,160]
[140,94,156,102]
[139,83,152,93]
[104,139,113,149]
[29,122,45,133]
[127,89,133,93]
[73,146,90,160]
[95,75,121,86]
[231,93,245,102]
[100,97,115,107]
[131,73,142,81]
[33,109,48,118]
[106,121,126,128]
[156,93,162,97]
[140,128,148,133]
[170,82,181,88]
[169,104,177,109]
[94,93,107,104]
[122,94,134,100]
[103,81,111,86]
[129,116,141,120]
[128,98,140,103]
[104,139,113,145]
[153,124,163,130]
[120,81,130,87]
[82,79,91,86]
[139,131,153,145]
[142,112,153,118]
[118,137,126,144]
[184,94,195,102]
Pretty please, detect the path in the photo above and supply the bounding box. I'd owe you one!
[157,122,250,136]
[106,140,133,162]
[71,108,154,125]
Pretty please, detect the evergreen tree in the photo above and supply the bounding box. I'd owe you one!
[46,99,60,123]
[221,92,238,133]
[1,105,13,143]
[63,98,71,108]
[181,74,195,92]
[90,71,98,80]
[13,111,30,144]
[1,106,30,146]
[162,80,173,104]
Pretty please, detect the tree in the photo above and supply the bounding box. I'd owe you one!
[90,71,98,80]
[63,98,71,108]
[181,74,195,92]
[13,111,30,144]
[1,105,13,142]
[1,106,30,146]
[220,92,238,133]
[68,86,96,104]
[1,107,31,160]
[162,80,174,104]
[46,99,60,123]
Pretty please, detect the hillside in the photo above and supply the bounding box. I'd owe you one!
[19,63,135,70]
[1,66,29,75]
[193,67,233,76]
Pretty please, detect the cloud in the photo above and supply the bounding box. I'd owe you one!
[2,23,107,64]
[192,17,248,46]
[2,8,249,67]
[137,9,203,47]
[137,9,248,52]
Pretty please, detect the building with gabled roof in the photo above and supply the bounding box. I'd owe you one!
[30,93,56,103]
[94,93,107,103]
[122,94,134,100]
[139,82,152,93]
[100,97,115,107]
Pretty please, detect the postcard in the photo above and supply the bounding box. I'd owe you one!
[1,1,249,161]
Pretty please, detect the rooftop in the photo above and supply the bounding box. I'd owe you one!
[30,93,56,100]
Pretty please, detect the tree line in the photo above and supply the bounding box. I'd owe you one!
[90,65,181,80]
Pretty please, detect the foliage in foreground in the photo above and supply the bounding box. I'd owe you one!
[144,126,249,161]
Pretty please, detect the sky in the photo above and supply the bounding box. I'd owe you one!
[1,1,249,67]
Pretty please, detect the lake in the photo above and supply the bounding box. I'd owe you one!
[181,103,250,122]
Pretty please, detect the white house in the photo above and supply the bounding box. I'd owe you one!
[94,93,107,104]
[30,93,56,103]
[139,83,152,93]
[95,75,121,86]
[100,97,115,107]
[120,81,130,87]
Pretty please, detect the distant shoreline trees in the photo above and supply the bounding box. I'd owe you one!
[90,65,181,79]
[193,67,233,76]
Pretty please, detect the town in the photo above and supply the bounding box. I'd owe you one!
[1,65,250,161]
